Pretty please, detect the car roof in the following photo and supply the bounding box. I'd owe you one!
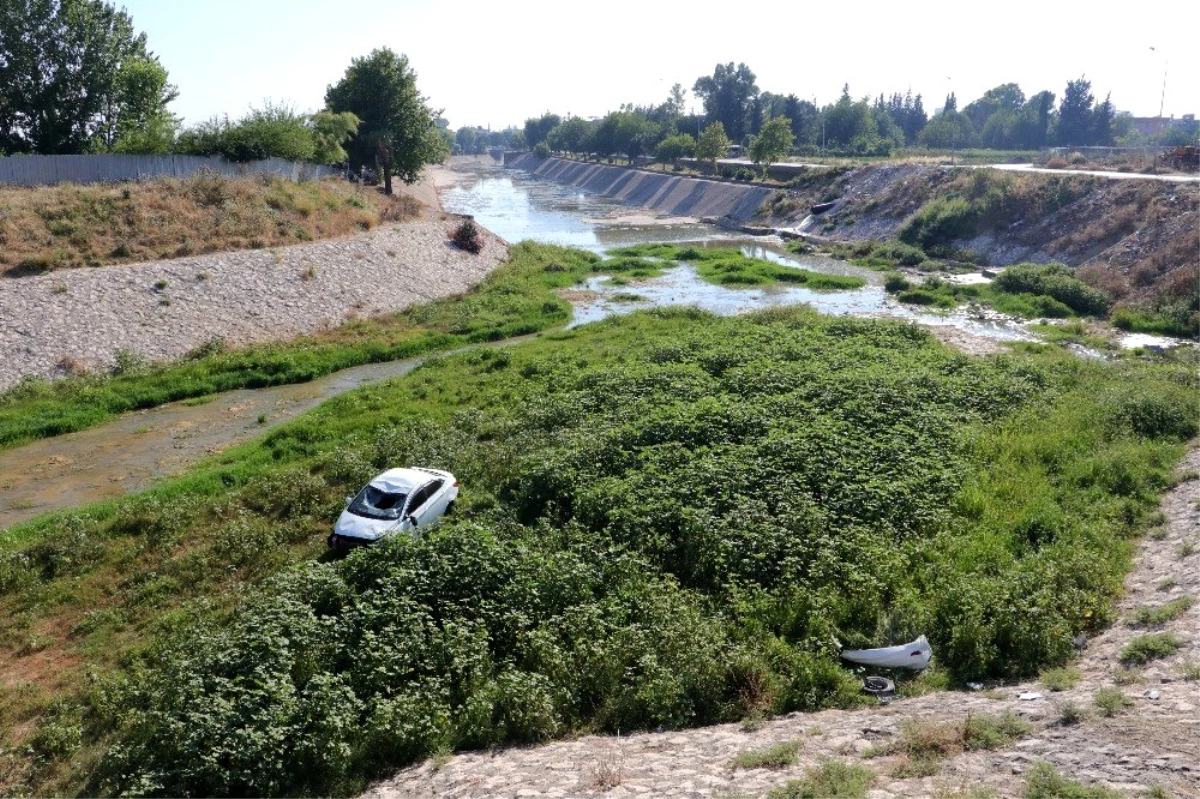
[368,468,434,494]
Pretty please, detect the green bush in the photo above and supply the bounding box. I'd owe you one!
[1119,633,1182,665]
[884,273,912,293]
[732,740,801,769]
[1129,597,1194,627]
[993,265,1109,317]
[1039,666,1081,691]
[898,197,977,252]
[768,760,873,799]
[1023,762,1121,799]
[1093,686,1132,717]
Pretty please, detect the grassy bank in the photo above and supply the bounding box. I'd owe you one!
[1,301,1194,795]
[0,174,418,276]
[0,243,866,453]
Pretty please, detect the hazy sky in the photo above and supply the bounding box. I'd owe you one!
[122,0,1198,129]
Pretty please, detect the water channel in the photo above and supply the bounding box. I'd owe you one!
[0,160,1181,529]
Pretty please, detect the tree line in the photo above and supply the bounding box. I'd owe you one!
[451,62,1187,171]
[0,0,449,192]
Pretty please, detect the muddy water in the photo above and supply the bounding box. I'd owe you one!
[0,353,463,530]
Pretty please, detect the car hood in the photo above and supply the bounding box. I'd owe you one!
[334,510,404,541]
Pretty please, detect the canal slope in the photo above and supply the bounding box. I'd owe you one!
[506,153,771,221]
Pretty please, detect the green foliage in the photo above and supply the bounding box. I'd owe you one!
[523,113,561,148]
[731,740,801,769]
[324,47,448,192]
[994,265,1109,317]
[176,104,358,164]
[311,111,362,165]
[768,760,873,799]
[610,244,865,290]
[1023,762,1122,799]
[693,63,759,142]
[750,117,795,176]
[696,122,731,171]
[1111,307,1199,339]
[899,197,977,252]
[1119,633,1182,665]
[654,133,696,165]
[1039,665,1081,691]
[0,0,175,155]
[884,273,912,293]
[532,141,551,159]
[1129,596,1194,627]
[1093,686,1132,717]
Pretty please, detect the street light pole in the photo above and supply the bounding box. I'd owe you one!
[1150,46,1168,172]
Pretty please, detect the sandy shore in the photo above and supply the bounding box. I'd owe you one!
[0,215,506,391]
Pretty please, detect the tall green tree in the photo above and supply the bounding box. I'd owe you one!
[695,121,731,173]
[523,112,561,148]
[749,116,793,179]
[105,57,179,154]
[325,47,448,194]
[692,62,759,142]
[0,0,174,154]
[1057,77,1095,146]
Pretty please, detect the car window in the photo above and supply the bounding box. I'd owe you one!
[348,485,407,521]
[408,480,445,514]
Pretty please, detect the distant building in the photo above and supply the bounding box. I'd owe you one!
[1130,114,1197,137]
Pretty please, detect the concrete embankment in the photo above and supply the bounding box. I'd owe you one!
[506,153,771,222]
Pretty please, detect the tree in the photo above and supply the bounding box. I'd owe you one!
[311,111,361,164]
[654,133,695,166]
[0,0,175,154]
[545,117,593,155]
[692,62,759,142]
[821,86,881,152]
[523,112,561,148]
[749,117,793,179]
[1057,77,1095,146]
[611,110,659,163]
[695,121,731,173]
[962,83,1025,131]
[325,48,448,194]
[1092,92,1115,147]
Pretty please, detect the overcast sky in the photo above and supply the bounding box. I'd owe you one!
[122,0,1198,129]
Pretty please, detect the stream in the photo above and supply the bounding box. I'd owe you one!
[0,160,1185,530]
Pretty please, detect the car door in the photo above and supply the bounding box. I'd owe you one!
[404,482,432,529]
[407,479,446,527]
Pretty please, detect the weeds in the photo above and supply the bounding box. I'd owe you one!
[1022,762,1121,798]
[1120,633,1182,665]
[0,176,413,275]
[1129,597,1193,627]
[768,760,873,799]
[1057,701,1087,726]
[1176,659,1200,681]
[1039,666,1081,692]
[731,740,801,770]
[1093,687,1132,717]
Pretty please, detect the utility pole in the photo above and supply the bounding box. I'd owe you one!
[1150,46,1168,173]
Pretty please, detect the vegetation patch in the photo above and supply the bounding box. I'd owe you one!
[1093,687,1132,717]
[1119,633,1182,665]
[767,760,873,799]
[0,282,1195,795]
[731,740,801,770]
[890,266,1111,320]
[1128,596,1194,627]
[1039,666,1081,691]
[0,175,415,275]
[1022,762,1121,799]
[611,244,865,289]
[867,712,1030,765]
[0,243,661,452]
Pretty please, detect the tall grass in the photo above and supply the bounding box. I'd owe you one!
[0,174,415,275]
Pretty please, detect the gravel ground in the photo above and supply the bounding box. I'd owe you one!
[0,217,507,390]
[365,448,1200,799]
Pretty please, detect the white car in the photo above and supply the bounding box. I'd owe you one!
[328,467,459,550]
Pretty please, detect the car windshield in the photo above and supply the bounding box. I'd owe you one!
[348,485,408,521]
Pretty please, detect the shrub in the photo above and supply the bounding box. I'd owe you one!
[1023,762,1121,798]
[1057,701,1086,725]
[884,273,912,293]
[896,288,940,305]
[532,142,551,159]
[451,220,485,254]
[735,167,757,181]
[768,760,873,799]
[993,264,1109,316]
[1129,597,1194,627]
[898,197,977,252]
[1039,666,1081,692]
[732,740,801,770]
[1119,633,1182,665]
[1093,686,1131,717]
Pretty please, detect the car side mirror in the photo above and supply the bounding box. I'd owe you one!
[344,496,353,507]
[406,515,417,527]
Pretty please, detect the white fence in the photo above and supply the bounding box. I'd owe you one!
[0,154,340,186]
